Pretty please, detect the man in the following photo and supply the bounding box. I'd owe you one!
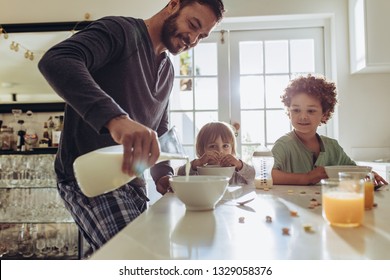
[38,0,225,253]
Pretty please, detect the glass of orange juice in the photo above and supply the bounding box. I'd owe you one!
[339,172,374,210]
[321,178,364,227]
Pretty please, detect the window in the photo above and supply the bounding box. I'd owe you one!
[230,27,325,162]
[169,32,221,160]
[169,23,328,164]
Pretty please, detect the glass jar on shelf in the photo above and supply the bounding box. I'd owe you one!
[0,126,14,151]
[8,109,22,149]
[23,111,39,151]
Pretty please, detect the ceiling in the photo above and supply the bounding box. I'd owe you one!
[0,31,71,103]
[0,21,90,104]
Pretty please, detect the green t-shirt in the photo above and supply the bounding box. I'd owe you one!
[272,131,356,173]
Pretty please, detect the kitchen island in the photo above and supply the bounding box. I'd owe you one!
[90,184,390,260]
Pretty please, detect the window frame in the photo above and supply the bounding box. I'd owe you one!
[168,15,336,161]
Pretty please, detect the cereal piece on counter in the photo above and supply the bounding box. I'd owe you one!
[303,225,313,232]
[290,210,298,217]
[287,189,294,194]
[373,203,378,208]
[263,187,269,191]
[310,198,319,207]
[299,191,306,194]
[315,191,321,195]
[238,217,245,223]
[307,205,315,209]
[282,227,290,235]
[265,216,272,223]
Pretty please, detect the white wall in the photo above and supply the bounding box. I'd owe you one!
[1,0,389,157]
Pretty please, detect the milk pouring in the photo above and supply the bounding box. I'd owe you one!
[252,146,274,189]
[73,127,188,197]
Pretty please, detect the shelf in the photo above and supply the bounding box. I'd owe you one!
[0,150,84,259]
[0,147,58,155]
[0,223,79,260]
[0,185,57,189]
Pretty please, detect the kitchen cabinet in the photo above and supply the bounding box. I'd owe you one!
[0,151,82,259]
[349,0,390,73]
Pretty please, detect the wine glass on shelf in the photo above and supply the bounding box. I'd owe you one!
[0,226,10,258]
[34,224,46,259]
[55,230,66,257]
[65,224,78,258]
[18,223,35,258]
[6,226,19,257]
[35,237,46,259]
[8,109,23,143]
[22,155,36,188]
[36,154,53,188]
[5,155,25,188]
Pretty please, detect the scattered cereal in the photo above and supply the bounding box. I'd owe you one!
[282,228,290,235]
[308,206,315,209]
[373,203,378,208]
[300,191,306,194]
[290,210,298,217]
[238,217,245,223]
[263,187,269,191]
[266,216,272,223]
[315,191,321,195]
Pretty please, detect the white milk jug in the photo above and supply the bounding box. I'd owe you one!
[73,127,187,197]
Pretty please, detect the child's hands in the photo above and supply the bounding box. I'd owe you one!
[372,171,388,186]
[191,151,222,169]
[199,150,222,166]
[219,154,243,171]
[156,175,173,195]
[306,166,328,185]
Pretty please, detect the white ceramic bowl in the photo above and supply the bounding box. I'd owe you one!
[324,165,372,179]
[197,165,235,178]
[169,175,229,211]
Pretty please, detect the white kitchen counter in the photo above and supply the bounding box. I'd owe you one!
[90,184,390,260]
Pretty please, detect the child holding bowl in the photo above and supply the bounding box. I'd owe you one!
[177,121,255,185]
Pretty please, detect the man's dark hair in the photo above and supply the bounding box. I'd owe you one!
[180,0,225,22]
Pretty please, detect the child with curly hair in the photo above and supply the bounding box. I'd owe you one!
[177,121,255,185]
[271,75,387,186]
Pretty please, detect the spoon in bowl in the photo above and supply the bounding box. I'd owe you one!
[236,197,255,206]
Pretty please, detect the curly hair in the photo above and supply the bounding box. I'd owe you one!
[196,121,236,157]
[281,74,338,124]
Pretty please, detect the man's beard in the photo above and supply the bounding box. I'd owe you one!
[161,12,189,55]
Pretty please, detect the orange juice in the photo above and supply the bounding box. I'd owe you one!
[364,181,374,210]
[322,192,364,227]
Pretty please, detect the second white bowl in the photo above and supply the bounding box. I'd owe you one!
[197,165,235,178]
